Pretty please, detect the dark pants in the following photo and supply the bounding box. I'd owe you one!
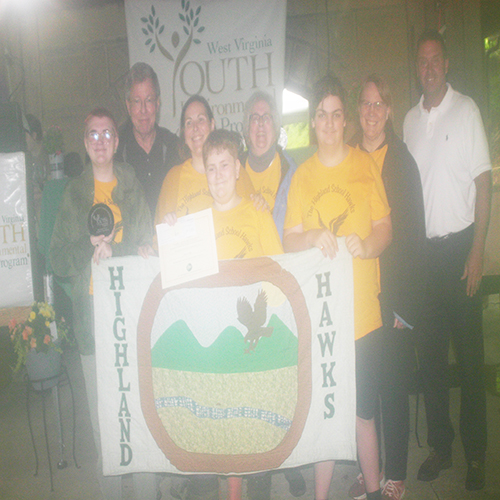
[418,225,487,462]
[378,325,415,481]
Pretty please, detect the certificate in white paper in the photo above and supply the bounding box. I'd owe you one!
[156,208,219,288]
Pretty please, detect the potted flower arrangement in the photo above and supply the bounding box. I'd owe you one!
[42,125,64,179]
[9,302,69,389]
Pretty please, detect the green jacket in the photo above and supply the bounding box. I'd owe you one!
[50,162,152,355]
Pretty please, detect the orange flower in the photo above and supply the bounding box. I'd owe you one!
[8,318,17,330]
[30,337,37,349]
[22,326,32,341]
[43,334,51,345]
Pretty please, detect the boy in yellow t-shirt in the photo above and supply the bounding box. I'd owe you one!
[203,129,283,260]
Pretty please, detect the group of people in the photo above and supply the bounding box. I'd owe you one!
[47,28,491,500]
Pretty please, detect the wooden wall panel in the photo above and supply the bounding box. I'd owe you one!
[0,0,487,153]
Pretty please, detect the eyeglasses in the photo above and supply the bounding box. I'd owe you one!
[87,130,114,143]
[250,113,272,126]
[361,100,387,111]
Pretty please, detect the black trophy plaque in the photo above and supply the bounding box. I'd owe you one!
[88,203,114,237]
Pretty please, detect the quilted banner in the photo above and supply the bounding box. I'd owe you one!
[93,246,356,476]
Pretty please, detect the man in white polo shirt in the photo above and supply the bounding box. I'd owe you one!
[404,29,492,491]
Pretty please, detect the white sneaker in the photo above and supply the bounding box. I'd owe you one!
[381,479,405,499]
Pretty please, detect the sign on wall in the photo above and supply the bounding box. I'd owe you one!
[0,152,33,309]
[93,248,356,475]
[124,0,286,134]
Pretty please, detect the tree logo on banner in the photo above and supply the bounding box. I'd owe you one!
[141,1,205,116]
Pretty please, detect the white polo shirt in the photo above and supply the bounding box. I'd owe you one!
[403,84,491,238]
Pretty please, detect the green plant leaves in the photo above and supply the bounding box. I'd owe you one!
[141,1,205,57]
[172,31,180,48]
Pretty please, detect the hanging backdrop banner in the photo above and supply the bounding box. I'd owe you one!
[0,152,33,309]
[124,0,286,134]
[93,247,356,476]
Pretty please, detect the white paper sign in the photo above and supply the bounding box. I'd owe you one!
[0,152,33,308]
[124,0,287,134]
[156,208,218,288]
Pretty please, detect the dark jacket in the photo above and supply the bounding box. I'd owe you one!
[50,162,152,354]
[349,127,427,328]
[115,120,180,218]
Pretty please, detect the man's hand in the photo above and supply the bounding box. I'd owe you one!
[461,171,492,297]
[461,248,483,297]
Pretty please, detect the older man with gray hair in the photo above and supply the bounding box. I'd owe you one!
[116,62,180,218]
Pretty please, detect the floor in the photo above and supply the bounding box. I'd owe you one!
[0,295,499,500]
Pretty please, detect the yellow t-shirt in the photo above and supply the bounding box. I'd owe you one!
[245,152,281,212]
[213,198,283,260]
[93,178,123,242]
[367,144,388,175]
[285,147,390,340]
[357,143,389,304]
[155,158,256,224]
[90,178,123,294]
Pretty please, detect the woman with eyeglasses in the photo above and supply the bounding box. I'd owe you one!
[346,75,426,500]
[50,107,154,500]
[241,91,299,240]
[283,75,392,500]
[155,95,255,225]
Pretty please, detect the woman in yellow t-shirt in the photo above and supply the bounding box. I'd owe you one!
[347,74,426,499]
[155,95,255,225]
[283,76,392,500]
